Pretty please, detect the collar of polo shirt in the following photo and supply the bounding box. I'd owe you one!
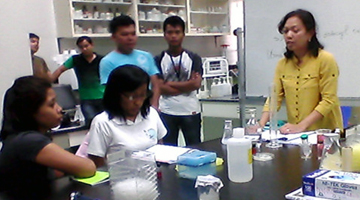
[111,113,145,126]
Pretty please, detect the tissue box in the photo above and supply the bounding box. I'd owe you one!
[176,150,217,179]
[303,169,360,200]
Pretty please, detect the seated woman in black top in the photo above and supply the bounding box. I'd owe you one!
[0,76,96,200]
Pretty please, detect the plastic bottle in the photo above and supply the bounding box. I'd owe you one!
[211,78,220,97]
[227,128,253,183]
[93,6,99,19]
[222,77,232,96]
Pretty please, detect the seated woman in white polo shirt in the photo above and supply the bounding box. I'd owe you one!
[85,65,167,167]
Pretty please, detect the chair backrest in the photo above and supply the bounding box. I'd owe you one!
[52,84,77,112]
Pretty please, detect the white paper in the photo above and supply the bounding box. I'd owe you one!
[262,130,316,144]
[146,144,191,164]
[279,133,318,145]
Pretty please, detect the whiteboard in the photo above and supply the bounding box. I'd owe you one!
[245,0,360,97]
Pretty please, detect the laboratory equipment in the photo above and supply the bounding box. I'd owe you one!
[253,128,274,161]
[176,150,217,179]
[195,175,223,200]
[107,147,159,200]
[266,83,282,149]
[245,108,259,134]
[319,133,342,171]
[300,134,312,160]
[316,129,331,160]
[200,57,231,98]
[346,129,360,171]
[221,120,233,145]
[227,128,253,183]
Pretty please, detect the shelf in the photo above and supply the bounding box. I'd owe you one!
[73,33,111,37]
[73,18,112,21]
[139,33,163,37]
[190,11,227,15]
[187,33,229,36]
[137,3,185,8]
[72,0,132,5]
[69,33,227,38]
[138,19,163,22]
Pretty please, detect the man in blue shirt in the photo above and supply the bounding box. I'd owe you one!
[100,15,161,108]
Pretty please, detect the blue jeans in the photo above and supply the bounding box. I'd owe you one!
[81,99,104,128]
[160,113,201,146]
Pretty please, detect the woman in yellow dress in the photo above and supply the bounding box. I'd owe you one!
[259,9,343,134]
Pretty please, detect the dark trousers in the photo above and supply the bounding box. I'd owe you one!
[160,113,201,146]
[81,99,104,128]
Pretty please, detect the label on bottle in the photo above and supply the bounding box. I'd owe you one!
[248,148,253,164]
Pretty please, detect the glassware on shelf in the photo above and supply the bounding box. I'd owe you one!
[93,6,100,19]
[300,134,312,160]
[266,83,282,149]
[139,11,146,20]
[221,120,233,145]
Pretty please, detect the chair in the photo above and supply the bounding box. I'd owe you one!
[52,84,84,131]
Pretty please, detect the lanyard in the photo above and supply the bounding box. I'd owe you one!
[169,52,183,79]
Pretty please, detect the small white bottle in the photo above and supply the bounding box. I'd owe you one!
[227,128,253,183]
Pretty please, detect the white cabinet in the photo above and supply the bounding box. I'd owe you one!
[53,0,230,38]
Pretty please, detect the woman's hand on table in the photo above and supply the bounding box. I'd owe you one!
[247,124,262,134]
[280,123,306,134]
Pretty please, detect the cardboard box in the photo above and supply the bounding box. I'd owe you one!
[303,170,360,200]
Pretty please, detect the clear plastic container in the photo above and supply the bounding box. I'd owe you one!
[107,147,159,200]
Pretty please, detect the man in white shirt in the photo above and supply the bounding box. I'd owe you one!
[155,16,203,146]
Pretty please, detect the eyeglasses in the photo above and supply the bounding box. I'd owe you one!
[121,92,150,101]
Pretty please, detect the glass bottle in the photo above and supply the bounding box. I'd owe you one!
[115,8,121,17]
[319,133,342,170]
[82,5,88,18]
[221,120,233,145]
[245,108,259,134]
[300,134,312,160]
[93,6,99,19]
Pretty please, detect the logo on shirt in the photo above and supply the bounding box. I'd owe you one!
[144,128,157,140]
[137,54,147,65]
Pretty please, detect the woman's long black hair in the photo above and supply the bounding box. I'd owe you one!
[103,65,152,120]
[0,76,52,140]
[278,9,324,59]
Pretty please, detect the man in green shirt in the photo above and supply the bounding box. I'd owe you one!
[52,36,105,127]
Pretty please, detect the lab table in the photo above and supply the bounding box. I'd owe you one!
[24,139,319,200]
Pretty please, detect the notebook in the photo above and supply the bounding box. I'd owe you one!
[72,171,110,186]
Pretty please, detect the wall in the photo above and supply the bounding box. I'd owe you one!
[0,0,59,122]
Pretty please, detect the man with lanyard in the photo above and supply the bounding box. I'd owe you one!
[155,16,203,146]
[52,36,105,127]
